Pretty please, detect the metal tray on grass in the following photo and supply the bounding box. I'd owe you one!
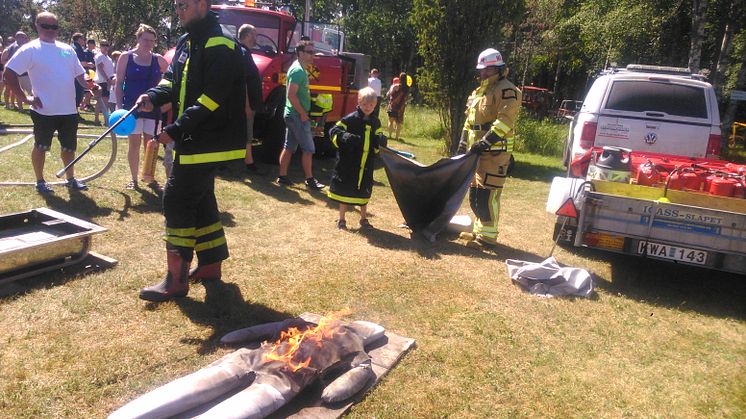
[0,208,107,284]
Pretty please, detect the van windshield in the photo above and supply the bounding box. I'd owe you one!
[605,80,707,118]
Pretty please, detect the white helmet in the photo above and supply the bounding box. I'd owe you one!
[476,48,505,69]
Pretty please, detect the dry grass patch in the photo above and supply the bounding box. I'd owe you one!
[0,106,744,417]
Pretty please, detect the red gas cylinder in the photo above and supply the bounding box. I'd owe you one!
[709,176,738,197]
[667,169,702,191]
[667,170,685,190]
[636,162,660,186]
[703,174,717,192]
[734,180,745,199]
[681,170,703,191]
[725,163,746,176]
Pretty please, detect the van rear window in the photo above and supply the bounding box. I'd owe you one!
[605,81,707,118]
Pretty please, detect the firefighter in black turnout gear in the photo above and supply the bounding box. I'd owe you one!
[456,48,521,249]
[137,0,247,302]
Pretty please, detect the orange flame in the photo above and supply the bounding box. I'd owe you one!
[263,309,351,372]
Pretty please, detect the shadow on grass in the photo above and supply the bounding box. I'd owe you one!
[219,156,336,206]
[567,246,746,321]
[37,183,166,222]
[509,158,565,182]
[0,253,117,299]
[360,227,538,262]
[170,280,296,355]
[40,186,115,219]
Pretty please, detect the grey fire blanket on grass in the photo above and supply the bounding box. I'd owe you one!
[505,257,594,298]
[379,147,479,237]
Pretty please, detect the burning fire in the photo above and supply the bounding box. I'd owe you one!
[263,309,351,372]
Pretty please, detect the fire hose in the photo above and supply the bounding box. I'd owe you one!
[0,105,138,187]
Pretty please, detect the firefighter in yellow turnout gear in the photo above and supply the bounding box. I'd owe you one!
[457,48,521,248]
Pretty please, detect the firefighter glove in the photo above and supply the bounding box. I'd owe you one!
[469,139,492,153]
[376,134,388,148]
[470,131,502,153]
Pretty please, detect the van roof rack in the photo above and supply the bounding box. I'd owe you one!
[625,64,692,75]
[598,64,707,81]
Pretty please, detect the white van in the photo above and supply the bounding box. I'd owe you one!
[563,65,722,167]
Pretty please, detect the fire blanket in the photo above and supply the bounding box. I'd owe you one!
[380,147,479,238]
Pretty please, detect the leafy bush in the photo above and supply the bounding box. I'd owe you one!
[400,105,446,141]
[514,110,568,157]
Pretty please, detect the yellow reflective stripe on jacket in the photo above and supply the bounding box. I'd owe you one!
[178,149,246,164]
[490,119,511,138]
[179,40,190,115]
[195,236,227,252]
[358,125,371,188]
[195,221,222,237]
[327,190,369,205]
[158,79,172,88]
[331,121,347,148]
[197,94,219,111]
[205,37,235,50]
[374,127,383,154]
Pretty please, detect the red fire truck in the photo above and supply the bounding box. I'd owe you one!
[166,2,370,162]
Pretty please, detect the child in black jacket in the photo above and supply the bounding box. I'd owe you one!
[327,87,387,230]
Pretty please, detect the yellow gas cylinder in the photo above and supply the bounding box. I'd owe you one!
[141,139,159,183]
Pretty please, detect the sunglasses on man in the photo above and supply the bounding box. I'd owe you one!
[39,23,59,30]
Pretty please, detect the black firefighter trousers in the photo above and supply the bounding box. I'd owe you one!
[163,160,229,265]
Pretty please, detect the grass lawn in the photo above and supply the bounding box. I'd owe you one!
[0,105,744,417]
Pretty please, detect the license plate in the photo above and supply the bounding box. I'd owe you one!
[637,241,707,265]
[584,232,624,250]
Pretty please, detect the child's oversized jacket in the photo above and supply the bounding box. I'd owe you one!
[327,108,385,205]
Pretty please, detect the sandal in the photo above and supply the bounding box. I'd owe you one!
[359,219,372,230]
[336,219,347,230]
[125,180,138,190]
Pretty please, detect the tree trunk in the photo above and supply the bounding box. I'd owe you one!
[554,58,562,102]
[687,0,708,73]
[713,1,738,103]
[720,44,746,152]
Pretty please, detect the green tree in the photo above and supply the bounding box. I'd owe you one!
[51,0,173,52]
[411,0,524,153]
[339,0,416,80]
[0,0,38,37]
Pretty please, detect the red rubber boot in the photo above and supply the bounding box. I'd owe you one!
[188,262,222,283]
[139,251,190,302]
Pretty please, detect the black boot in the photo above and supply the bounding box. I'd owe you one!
[139,251,190,302]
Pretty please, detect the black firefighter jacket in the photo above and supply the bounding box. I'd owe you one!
[147,12,246,165]
[328,108,385,204]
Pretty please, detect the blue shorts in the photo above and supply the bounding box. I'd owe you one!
[283,113,315,153]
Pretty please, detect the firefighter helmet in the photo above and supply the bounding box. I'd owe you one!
[476,48,505,69]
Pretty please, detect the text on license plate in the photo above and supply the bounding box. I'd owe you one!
[637,241,707,265]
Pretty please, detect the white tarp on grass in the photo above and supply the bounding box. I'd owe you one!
[505,257,594,298]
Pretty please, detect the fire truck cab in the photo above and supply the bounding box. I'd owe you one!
[167,2,370,162]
